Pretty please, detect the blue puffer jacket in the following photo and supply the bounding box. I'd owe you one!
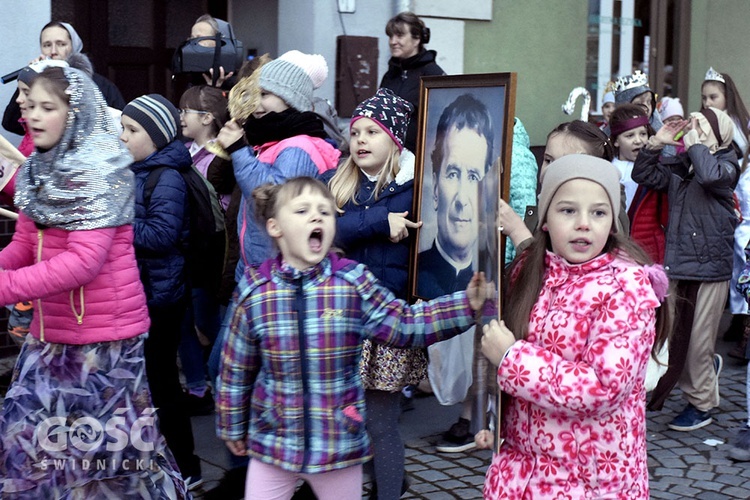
[323,151,416,299]
[131,140,192,307]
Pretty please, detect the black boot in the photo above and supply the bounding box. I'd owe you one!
[203,466,247,500]
[729,315,750,362]
[724,314,746,341]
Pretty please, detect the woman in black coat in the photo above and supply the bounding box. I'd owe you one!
[380,11,445,152]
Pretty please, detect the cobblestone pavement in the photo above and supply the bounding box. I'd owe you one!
[381,337,750,499]
[3,337,750,498]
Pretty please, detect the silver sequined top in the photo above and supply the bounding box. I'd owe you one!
[15,67,135,230]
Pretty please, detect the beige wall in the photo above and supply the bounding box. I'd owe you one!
[463,0,589,146]
[688,1,750,115]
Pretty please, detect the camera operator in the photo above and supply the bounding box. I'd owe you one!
[172,14,241,96]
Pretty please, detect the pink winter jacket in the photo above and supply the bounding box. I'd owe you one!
[484,251,661,500]
[0,214,150,344]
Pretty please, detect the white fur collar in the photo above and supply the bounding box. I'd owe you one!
[396,149,415,185]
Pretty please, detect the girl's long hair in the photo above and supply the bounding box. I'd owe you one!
[504,231,672,361]
[328,141,400,208]
[701,73,750,170]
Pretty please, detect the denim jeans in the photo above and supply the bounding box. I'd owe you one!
[178,287,221,390]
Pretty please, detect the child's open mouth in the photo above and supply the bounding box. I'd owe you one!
[309,229,323,252]
[571,239,591,251]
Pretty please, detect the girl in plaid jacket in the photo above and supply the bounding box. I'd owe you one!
[216,177,489,500]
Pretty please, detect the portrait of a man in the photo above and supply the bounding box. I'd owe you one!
[416,93,495,299]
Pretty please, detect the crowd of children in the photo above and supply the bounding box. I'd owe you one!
[2,12,750,500]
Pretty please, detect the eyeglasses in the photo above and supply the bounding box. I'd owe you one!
[179,109,209,115]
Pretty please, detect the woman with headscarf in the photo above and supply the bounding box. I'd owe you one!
[2,21,125,136]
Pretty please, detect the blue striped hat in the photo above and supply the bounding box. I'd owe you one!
[122,94,179,149]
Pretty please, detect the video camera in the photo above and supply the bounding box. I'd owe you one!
[171,19,243,84]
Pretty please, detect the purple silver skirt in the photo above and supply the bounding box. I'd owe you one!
[0,334,188,499]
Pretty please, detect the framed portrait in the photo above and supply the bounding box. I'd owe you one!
[409,73,516,449]
[409,73,516,303]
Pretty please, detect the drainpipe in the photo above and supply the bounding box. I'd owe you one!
[394,0,412,14]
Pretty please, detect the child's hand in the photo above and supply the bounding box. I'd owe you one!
[467,272,493,311]
[497,199,532,247]
[387,211,422,243]
[217,120,245,149]
[475,429,494,450]
[203,66,234,87]
[650,119,688,148]
[224,439,247,456]
[481,319,516,366]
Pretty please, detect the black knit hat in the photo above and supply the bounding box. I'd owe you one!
[351,88,414,151]
[122,94,180,149]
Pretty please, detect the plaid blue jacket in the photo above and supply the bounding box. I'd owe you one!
[216,252,476,473]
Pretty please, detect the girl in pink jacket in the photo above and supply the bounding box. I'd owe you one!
[479,155,671,499]
[0,67,187,498]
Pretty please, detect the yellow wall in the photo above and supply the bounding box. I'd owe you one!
[463,0,589,146]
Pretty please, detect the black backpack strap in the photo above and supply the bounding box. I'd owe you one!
[143,166,168,207]
[211,32,222,87]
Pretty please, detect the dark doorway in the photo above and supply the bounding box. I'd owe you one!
[51,0,228,103]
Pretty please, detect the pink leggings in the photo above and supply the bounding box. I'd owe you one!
[246,459,362,500]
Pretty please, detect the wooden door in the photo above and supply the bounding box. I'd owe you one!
[52,0,227,103]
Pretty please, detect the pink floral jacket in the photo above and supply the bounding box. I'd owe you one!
[484,251,662,499]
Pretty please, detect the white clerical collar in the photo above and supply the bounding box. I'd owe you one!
[435,238,473,274]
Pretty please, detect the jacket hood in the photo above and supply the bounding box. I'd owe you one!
[262,135,341,174]
[395,149,415,185]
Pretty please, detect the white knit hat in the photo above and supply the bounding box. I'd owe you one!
[259,50,329,112]
[657,97,684,122]
[278,50,328,89]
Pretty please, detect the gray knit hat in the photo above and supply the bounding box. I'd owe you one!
[259,51,328,112]
[537,154,621,233]
[122,94,179,149]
